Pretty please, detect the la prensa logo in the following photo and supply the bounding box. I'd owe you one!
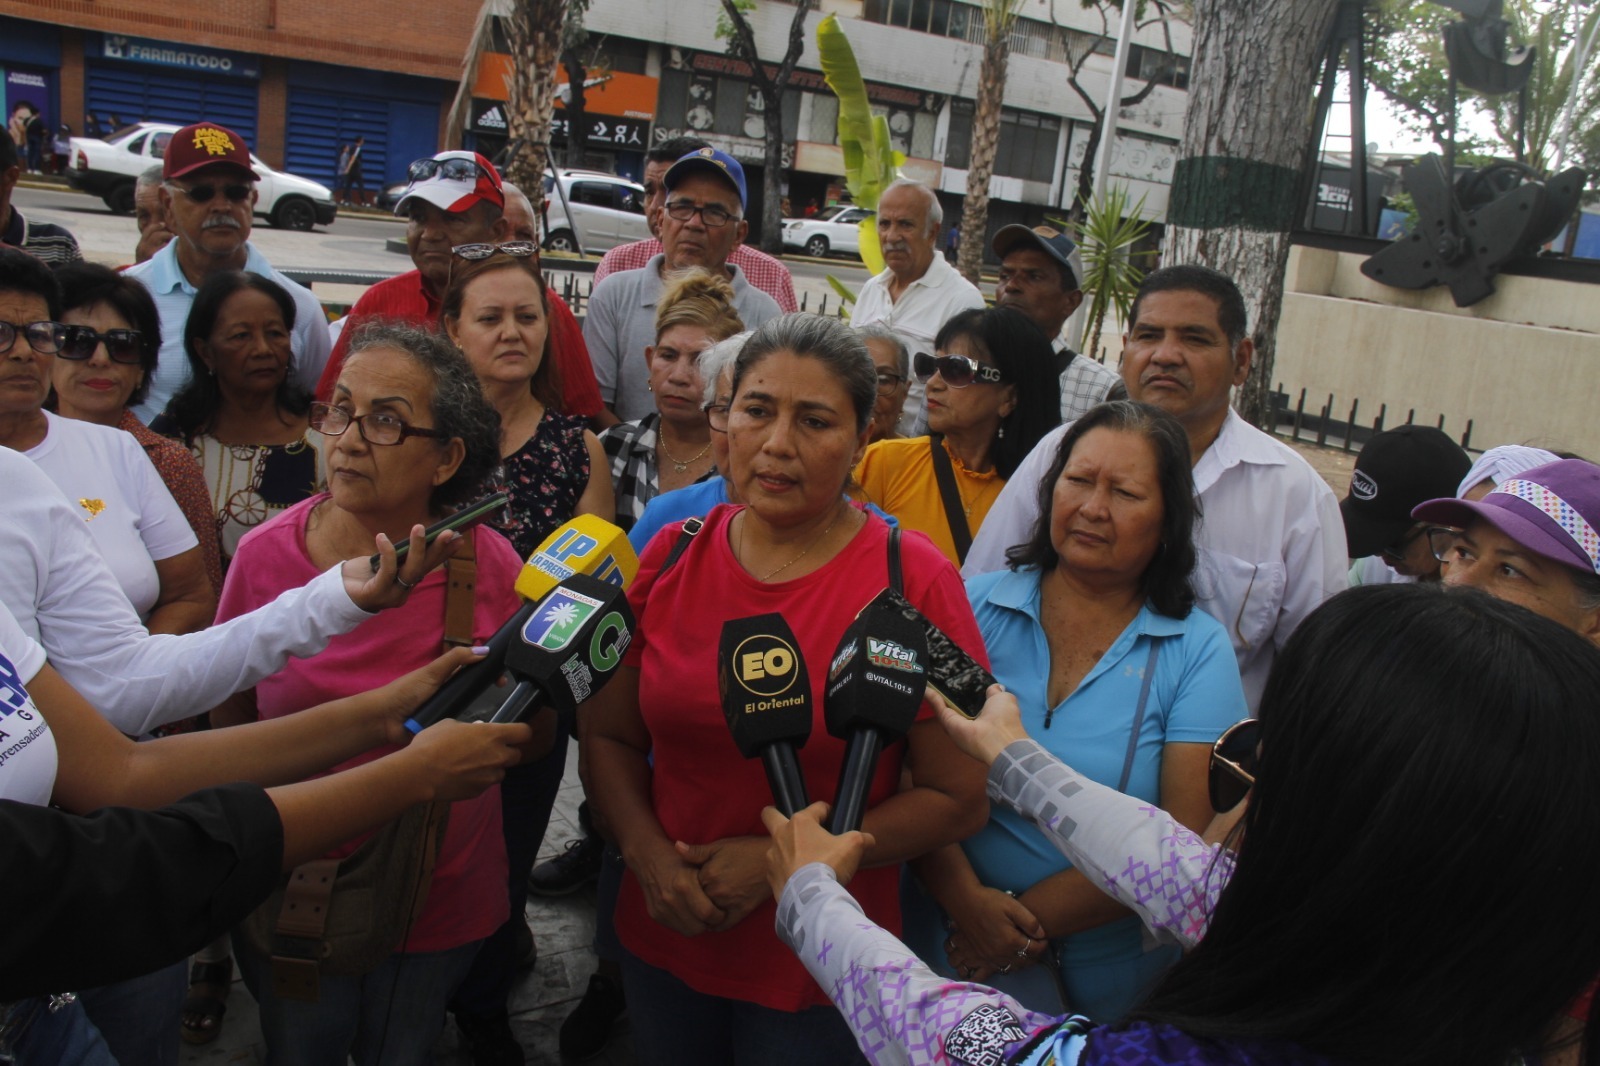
[1350,469,1378,501]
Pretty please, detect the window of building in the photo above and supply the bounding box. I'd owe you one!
[1125,44,1190,90]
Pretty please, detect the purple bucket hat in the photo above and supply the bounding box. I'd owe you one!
[1412,459,1600,575]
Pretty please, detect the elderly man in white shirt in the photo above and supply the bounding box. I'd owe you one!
[964,265,1346,710]
[849,179,985,436]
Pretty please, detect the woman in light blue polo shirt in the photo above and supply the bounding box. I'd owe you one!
[904,401,1246,1021]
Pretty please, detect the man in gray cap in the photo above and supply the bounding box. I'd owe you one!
[992,223,1122,423]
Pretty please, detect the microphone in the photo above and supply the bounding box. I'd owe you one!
[481,573,635,724]
[823,597,928,834]
[405,515,639,734]
[718,614,813,816]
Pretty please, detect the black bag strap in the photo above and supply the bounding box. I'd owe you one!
[888,525,903,594]
[658,515,704,576]
[928,434,973,565]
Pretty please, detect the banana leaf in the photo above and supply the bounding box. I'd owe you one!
[826,274,858,306]
[816,13,903,276]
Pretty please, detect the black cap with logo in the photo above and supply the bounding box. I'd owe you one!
[1340,425,1473,559]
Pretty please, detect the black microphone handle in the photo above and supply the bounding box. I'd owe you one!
[404,600,538,733]
[828,728,886,835]
[761,743,811,817]
[486,678,546,725]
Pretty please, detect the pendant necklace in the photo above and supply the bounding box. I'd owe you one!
[658,434,711,474]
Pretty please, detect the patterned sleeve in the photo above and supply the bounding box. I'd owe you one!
[776,862,1068,1066]
[988,739,1232,949]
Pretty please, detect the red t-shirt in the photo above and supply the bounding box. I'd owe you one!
[216,493,523,953]
[613,504,989,1010]
[315,269,602,417]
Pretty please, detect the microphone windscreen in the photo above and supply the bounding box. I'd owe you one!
[824,598,928,739]
[514,514,639,604]
[504,573,635,712]
[717,613,813,759]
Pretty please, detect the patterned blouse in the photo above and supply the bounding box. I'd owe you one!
[117,408,223,596]
[597,413,661,534]
[491,410,593,560]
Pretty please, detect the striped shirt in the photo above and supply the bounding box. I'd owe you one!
[2,208,83,266]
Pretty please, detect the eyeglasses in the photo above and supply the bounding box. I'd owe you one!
[0,320,67,356]
[664,200,737,228]
[1426,526,1466,563]
[1380,522,1431,562]
[407,157,487,183]
[875,371,906,394]
[452,241,539,261]
[170,182,253,204]
[913,352,1004,388]
[309,403,448,447]
[56,325,145,364]
[704,401,730,432]
[1208,718,1260,814]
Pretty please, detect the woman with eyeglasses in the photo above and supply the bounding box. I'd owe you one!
[0,247,214,637]
[854,306,1061,567]
[583,313,990,1065]
[598,269,743,531]
[900,401,1245,1022]
[856,324,911,444]
[210,323,530,1064]
[51,261,225,602]
[767,581,1600,1066]
[152,272,324,576]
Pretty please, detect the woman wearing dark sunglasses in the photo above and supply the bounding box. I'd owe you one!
[901,401,1246,1022]
[767,582,1600,1066]
[51,261,224,599]
[854,306,1060,566]
[0,248,214,640]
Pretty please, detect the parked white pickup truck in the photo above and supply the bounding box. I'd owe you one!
[68,122,338,230]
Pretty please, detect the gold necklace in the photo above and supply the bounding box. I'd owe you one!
[657,433,712,474]
[740,506,851,581]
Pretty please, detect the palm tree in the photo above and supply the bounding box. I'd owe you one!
[504,0,569,191]
[955,0,1021,285]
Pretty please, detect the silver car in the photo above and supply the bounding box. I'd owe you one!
[540,170,651,254]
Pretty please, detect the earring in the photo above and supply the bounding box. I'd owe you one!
[997,424,1005,439]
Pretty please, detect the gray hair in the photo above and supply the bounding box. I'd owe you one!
[344,321,503,513]
[137,164,164,193]
[700,330,751,407]
[884,178,942,238]
[1572,569,1600,614]
[854,323,910,379]
[733,313,876,433]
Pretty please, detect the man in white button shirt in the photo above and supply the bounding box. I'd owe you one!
[964,265,1346,709]
[849,179,985,436]
[991,223,1123,422]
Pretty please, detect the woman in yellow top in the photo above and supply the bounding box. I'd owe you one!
[853,306,1060,566]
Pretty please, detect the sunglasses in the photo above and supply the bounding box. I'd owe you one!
[913,351,1004,388]
[56,326,145,364]
[451,241,538,261]
[407,157,488,183]
[172,182,253,204]
[1208,718,1259,814]
[0,319,66,356]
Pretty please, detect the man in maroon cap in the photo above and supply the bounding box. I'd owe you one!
[124,121,330,422]
[314,150,510,400]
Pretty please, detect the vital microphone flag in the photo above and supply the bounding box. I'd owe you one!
[405,515,640,734]
[485,573,635,724]
[718,614,813,816]
[824,596,928,834]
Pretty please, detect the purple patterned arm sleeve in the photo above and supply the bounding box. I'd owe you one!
[988,739,1233,949]
[777,863,1062,1066]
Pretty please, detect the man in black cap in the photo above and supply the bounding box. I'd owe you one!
[992,224,1121,423]
[1342,424,1472,585]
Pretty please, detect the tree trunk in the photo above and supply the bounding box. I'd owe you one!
[1165,0,1339,428]
[957,6,1013,284]
[506,0,568,192]
[562,48,590,170]
[760,100,786,254]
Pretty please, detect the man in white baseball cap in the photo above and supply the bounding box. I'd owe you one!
[315,151,509,398]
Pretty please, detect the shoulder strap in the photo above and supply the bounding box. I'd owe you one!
[657,515,704,577]
[1115,639,1163,794]
[887,525,903,595]
[928,434,974,566]
[442,530,478,652]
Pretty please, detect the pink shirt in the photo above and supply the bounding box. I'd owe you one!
[217,494,522,952]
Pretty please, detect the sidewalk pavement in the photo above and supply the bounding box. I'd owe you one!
[179,742,635,1065]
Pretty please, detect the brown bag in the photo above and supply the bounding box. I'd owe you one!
[237,532,479,1000]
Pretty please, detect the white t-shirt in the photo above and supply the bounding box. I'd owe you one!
[24,410,198,619]
[0,446,374,736]
[0,597,54,805]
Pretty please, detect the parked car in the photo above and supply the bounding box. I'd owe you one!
[67,122,338,230]
[540,170,650,254]
[783,205,874,259]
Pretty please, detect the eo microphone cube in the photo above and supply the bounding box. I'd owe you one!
[718,613,812,814]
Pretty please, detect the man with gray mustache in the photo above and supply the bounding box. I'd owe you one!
[848,179,984,436]
[125,122,330,422]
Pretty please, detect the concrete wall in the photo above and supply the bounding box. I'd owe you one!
[1273,245,1600,457]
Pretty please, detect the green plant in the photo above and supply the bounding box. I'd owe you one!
[816,12,903,278]
[1063,185,1151,362]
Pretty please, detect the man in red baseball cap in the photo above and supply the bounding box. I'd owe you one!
[314,151,510,399]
